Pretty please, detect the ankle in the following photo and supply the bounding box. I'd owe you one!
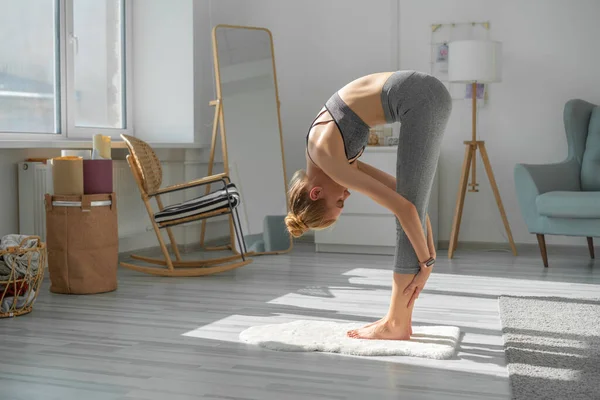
[382,316,406,328]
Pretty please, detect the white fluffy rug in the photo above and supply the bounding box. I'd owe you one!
[239,320,460,359]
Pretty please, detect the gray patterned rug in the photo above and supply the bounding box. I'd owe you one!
[498,296,600,400]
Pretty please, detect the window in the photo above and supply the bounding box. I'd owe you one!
[0,0,131,139]
[0,0,60,134]
[69,0,128,134]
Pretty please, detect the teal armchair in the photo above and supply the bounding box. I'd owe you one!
[514,99,600,267]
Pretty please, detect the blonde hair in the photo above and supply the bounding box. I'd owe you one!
[285,170,335,238]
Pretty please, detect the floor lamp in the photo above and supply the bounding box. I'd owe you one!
[447,40,517,258]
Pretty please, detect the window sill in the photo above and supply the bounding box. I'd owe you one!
[0,140,205,150]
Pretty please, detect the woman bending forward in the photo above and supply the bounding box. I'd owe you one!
[285,71,452,340]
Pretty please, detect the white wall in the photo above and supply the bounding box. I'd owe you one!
[132,0,194,142]
[210,0,600,246]
[208,0,399,188]
[3,0,599,251]
[132,0,217,146]
[399,0,600,246]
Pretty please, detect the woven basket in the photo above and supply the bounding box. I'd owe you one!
[0,236,46,318]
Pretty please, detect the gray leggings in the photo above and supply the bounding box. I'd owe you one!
[381,71,452,274]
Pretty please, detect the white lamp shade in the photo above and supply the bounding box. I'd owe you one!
[448,40,502,83]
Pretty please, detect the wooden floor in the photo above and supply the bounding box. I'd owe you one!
[1,243,599,400]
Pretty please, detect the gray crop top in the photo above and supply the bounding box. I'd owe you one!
[306,92,370,164]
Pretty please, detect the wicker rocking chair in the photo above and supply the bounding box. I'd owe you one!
[119,134,251,276]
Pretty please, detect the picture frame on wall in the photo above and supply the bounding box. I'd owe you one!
[436,42,449,72]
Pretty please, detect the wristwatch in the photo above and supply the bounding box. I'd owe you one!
[422,257,435,268]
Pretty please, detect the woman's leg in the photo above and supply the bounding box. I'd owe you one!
[348,72,451,340]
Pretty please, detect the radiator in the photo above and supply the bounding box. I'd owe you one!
[18,162,54,241]
[17,160,168,241]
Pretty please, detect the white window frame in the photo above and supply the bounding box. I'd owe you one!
[65,0,133,139]
[0,0,133,142]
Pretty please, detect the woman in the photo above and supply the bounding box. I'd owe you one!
[285,71,452,340]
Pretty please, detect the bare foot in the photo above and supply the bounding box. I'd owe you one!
[347,319,411,340]
[352,318,412,336]
[361,318,382,328]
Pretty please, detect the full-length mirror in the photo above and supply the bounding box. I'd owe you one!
[211,24,292,255]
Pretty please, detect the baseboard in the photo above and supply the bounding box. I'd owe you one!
[118,236,232,259]
[438,240,515,252]
[119,237,594,258]
[438,240,593,255]
[316,243,395,255]
[294,231,315,243]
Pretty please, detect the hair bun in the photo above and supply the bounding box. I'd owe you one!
[285,213,308,238]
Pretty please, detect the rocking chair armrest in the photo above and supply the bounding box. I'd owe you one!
[148,173,230,197]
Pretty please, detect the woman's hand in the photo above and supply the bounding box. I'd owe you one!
[405,215,436,308]
[404,261,433,308]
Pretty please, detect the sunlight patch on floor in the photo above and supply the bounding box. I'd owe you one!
[181,311,508,376]
[180,269,513,377]
[344,268,600,299]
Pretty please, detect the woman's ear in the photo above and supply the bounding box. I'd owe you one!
[309,187,322,201]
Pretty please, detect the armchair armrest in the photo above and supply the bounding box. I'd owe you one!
[515,159,580,195]
[149,173,230,197]
[514,158,580,231]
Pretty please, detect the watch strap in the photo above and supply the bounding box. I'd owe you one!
[423,257,435,267]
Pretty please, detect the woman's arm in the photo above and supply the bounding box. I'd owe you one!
[356,160,396,190]
[358,160,436,258]
[315,148,430,264]
[426,213,435,258]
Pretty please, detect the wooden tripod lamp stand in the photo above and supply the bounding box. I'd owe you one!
[447,40,517,258]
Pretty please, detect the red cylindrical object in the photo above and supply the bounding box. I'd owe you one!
[83,160,113,194]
